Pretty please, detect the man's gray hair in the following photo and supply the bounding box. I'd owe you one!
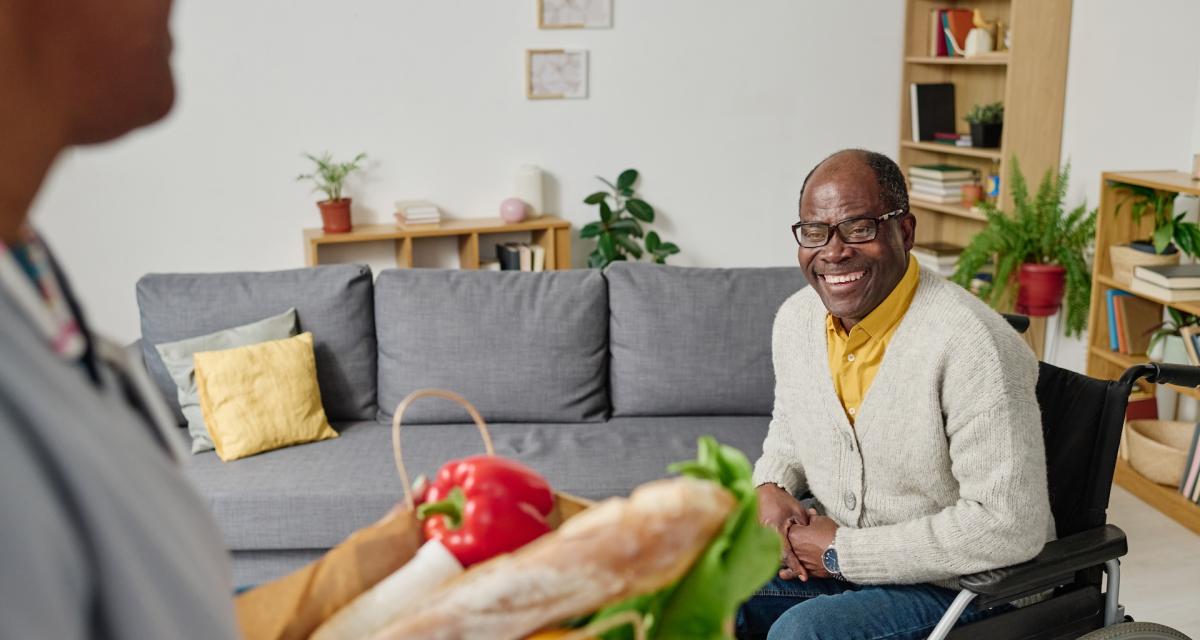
[798,149,909,215]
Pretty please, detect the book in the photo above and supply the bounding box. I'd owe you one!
[531,245,546,272]
[911,184,966,197]
[910,176,975,188]
[909,164,975,181]
[1133,264,1200,289]
[910,192,962,205]
[518,244,532,272]
[1181,424,1200,499]
[909,83,955,142]
[1120,295,1162,355]
[930,10,948,56]
[943,9,974,57]
[1113,296,1129,354]
[1129,277,1200,302]
[496,243,521,270]
[480,260,501,271]
[912,241,964,257]
[1105,289,1132,352]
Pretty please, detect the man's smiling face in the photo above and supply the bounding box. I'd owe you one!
[797,154,915,328]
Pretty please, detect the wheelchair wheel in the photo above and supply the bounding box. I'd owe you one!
[1076,622,1193,639]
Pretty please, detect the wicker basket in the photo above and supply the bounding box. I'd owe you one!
[1125,419,1195,486]
[1109,244,1180,285]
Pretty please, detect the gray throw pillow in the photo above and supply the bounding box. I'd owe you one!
[154,308,298,453]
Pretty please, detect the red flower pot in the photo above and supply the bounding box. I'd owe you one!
[318,198,353,233]
[1016,263,1066,317]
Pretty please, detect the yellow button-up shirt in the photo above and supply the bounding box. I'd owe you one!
[826,255,920,424]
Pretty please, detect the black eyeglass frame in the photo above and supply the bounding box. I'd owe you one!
[791,209,907,248]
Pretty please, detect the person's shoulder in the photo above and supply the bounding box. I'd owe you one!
[913,268,1036,367]
[775,283,820,323]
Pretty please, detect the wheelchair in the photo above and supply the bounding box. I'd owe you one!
[926,314,1194,640]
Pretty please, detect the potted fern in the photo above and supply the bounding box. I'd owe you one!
[951,158,1096,337]
[297,152,367,233]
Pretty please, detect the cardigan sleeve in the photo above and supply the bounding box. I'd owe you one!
[752,398,808,497]
[834,375,1051,585]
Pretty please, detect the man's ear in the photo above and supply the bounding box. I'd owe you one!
[901,212,916,251]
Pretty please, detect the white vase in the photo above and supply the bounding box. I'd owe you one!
[515,165,545,218]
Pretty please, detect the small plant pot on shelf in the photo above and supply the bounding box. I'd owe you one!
[318,198,353,234]
[970,122,1003,148]
[1015,263,1065,317]
[1125,419,1195,486]
[1108,242,1179,285]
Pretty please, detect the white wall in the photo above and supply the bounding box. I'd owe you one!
[1053,0,1200,372]
[31,1,903,342]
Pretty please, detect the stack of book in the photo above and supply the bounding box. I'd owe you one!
[495,242,546,272]
[1104,289,1162,355]
[394,200,442,225]
[927,8,974,58]
[911,241,962,277]
[1181,425,1200,505]
[1130,264,1200,302]
[908,164,976,205]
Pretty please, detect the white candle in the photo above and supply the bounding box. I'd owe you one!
[515,165,545,218]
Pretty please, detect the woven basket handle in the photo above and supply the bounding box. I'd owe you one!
[391,389,495,511]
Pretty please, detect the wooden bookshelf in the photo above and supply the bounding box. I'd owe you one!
[1086,171,1200,533]
[899,0,1072,249]
[303,215,572,269]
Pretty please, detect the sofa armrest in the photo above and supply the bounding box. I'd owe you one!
[958,524,1127,608]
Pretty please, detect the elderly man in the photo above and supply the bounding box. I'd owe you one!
[0,1,241,637]
[737,150,1053,640]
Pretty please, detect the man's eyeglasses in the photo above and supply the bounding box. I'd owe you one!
[791,209,907,248]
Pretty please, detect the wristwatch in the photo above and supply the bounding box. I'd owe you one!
[822,542,843,579]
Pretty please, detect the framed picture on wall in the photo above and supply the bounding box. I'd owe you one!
[525,49,589,100]
[538,0,612,29]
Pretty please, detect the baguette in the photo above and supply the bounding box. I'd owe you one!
[368,476,735,640]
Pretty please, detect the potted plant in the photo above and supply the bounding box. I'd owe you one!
[580,168,681,268]
[297,152,367,233]
[1148,308,1198,365]
[951,158,1096,337]
[965,101,1003,148]
[1107,183,1200,284]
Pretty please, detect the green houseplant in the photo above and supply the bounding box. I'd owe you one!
[297,151,367,233]
[951,158,1096,337]
[580,169,681,268]
[1106,183,1199,283]
[965,101,1003,148]
[1148,308,1199,364]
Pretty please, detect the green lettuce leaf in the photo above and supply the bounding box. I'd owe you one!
[594,437,780,639]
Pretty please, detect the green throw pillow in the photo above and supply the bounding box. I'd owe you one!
[155,308,298,453]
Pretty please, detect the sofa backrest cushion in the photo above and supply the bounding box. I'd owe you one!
[375,269,608,424]
[606,262,806,416]
[137,264,377,423]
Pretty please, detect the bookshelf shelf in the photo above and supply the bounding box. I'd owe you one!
[1087,171,1200,531]
[909,199,987,221]
[303,216,572,269]
[905,55,1009,66]
[1114,460,1200,535]
[900,140,1003,161]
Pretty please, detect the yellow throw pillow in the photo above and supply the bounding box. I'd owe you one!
[194,332,338,461]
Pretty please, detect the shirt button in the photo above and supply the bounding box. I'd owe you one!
[845,492,857,510]
[847,407,856,416]
[847,353,856,362]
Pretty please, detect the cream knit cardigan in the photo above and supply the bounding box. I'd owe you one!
[753,267,1054,588]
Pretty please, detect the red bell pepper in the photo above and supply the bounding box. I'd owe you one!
[416,455,554,567]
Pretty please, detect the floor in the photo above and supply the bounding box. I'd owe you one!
[1105,486,1200,635]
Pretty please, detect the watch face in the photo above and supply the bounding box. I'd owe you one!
[822,547,840,574]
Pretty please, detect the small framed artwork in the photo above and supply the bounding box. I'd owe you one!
[538,0,612,29]
[526,49,588,100]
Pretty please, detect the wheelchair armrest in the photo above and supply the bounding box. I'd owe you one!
[958,524,1127,608]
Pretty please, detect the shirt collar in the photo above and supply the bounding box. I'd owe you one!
[830,254,920,339]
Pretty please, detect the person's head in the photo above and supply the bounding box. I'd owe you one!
[794,149,915,326]
[0,0,177,146]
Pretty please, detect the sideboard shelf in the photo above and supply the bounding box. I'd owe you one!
[303,215,572,269]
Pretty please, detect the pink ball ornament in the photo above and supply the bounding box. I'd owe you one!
[500,197,528,223]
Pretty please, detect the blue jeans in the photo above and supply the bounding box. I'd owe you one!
[736,576,1009,640]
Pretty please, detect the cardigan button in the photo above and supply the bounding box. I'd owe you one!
[845,492,857,510]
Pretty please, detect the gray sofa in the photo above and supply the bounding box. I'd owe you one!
[135,262,806,586]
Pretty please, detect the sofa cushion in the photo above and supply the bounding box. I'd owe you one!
[606,262,806,416]
[374,269,608,424]
[183,416,768,551]
[137,265,377,423]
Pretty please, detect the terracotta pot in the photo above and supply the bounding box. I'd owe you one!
[961,184,984,207]
[318,198,353,233]
[1016,263,1065,317]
